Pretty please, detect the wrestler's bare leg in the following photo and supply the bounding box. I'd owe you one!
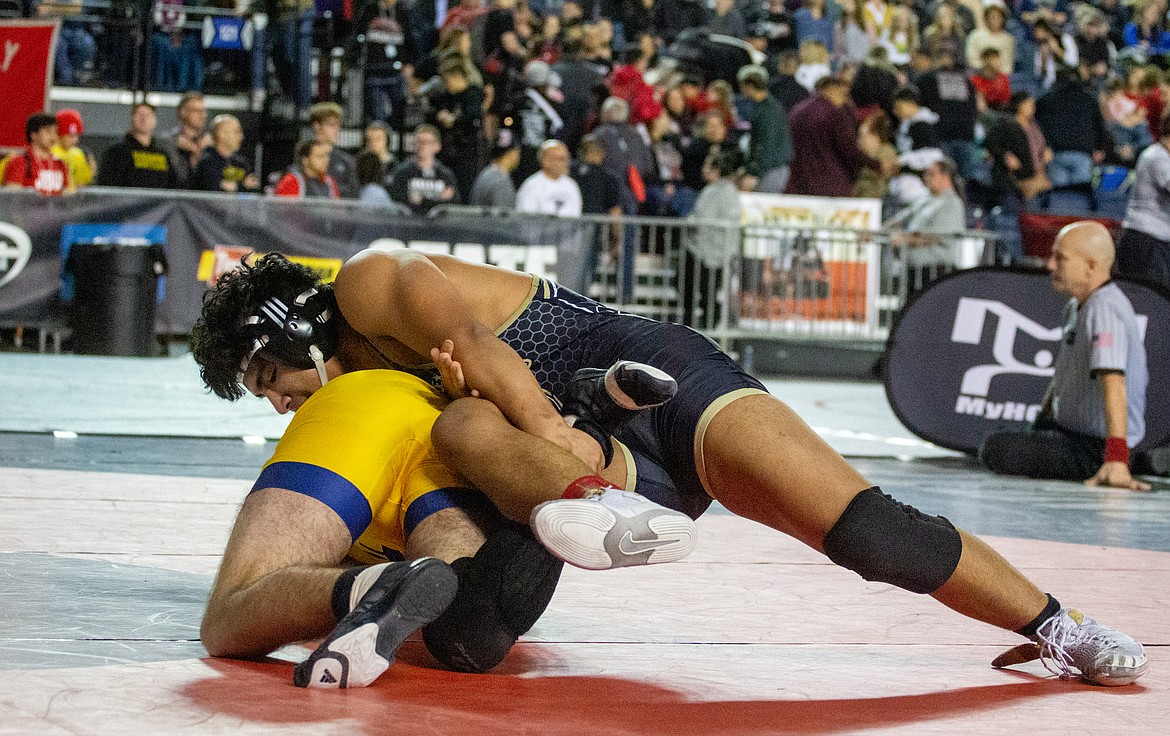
[432,397,629,524]
[201,487,494,660]
[699,393,1048,630]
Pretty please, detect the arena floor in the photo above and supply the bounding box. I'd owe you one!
[1,352,1167,735]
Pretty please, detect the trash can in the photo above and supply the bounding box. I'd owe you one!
[66,239,168,356]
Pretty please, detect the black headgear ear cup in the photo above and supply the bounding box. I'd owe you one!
[239,286,340,374]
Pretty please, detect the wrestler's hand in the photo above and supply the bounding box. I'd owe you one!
[1085,461,1152,491]
[565,426,607,473]
[431,339,480,400]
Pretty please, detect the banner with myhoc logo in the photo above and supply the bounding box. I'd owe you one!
[738,193,882,332]
[885,267,1170,454]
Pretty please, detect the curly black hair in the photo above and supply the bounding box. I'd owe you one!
[190,253,328,401]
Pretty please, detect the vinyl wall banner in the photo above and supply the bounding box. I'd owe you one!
[0,189,572,334]
[0,20,58,149]
[885,267,1170,454]
[738,193,882,331]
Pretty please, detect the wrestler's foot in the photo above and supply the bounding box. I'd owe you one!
[294,558,457,689]
[530,487,695,570]
[562,361,677,465]
[1032,608,1148,686]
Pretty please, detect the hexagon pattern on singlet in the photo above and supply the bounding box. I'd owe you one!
[498,282,620,401]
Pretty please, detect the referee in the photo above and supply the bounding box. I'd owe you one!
[979,221,1152,490]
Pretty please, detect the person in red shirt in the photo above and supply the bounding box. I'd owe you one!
[970,47,1012,112]
[3,113,71,196]
[274,140,341,199]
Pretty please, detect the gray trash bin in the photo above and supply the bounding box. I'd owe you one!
[66,238,168,356]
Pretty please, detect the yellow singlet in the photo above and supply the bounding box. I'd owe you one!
[251,370,487,564]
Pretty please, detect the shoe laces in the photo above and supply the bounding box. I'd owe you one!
[1034,609,1117,680]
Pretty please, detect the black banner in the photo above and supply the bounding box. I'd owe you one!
[885,267,1170,454]
[0,190,581,334]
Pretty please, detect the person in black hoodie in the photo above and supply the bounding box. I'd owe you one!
[427,58,485,202]
[915,49,979,182]
[769,51,809,116]
[388,124,459,214]
[850,47,900,118]
[96,103,177,190]
[1035,67,1110,189]
[352,0,416,132]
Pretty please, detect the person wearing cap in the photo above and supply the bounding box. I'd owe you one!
[515,59,566,184]
[737,64,793,194]
[470,129,520,208]
[51,109,95,188]
[3,113,71,196]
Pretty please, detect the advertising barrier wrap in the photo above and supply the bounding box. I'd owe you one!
[885,267,1170,454]
[0,189,566,334]
[738,193,882,331]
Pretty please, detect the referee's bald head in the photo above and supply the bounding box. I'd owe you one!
[1050,221,1115,299]
[1056,221,1115,272]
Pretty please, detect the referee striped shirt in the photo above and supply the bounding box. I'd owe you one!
[1050,282,1148,445]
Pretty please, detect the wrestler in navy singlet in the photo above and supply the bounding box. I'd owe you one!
[497,278,768,519]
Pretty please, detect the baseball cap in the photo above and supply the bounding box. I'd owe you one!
[57,109,84,136]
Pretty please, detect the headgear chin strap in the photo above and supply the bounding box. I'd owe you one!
[237,286,340,389]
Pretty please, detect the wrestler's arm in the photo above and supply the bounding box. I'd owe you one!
[201,488,353,659]
[334,250,602,469]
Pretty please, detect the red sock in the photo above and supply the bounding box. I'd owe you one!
[562,475,611,499]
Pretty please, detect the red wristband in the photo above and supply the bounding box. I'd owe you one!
[1104,437,1130,465]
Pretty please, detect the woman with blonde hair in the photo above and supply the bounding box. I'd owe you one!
[838,0,874,62]
[882,5,920,66]
[922,2,966,61]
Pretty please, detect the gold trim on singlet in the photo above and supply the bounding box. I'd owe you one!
[493,274,544,336]
[692,388,768,493]
[613,438,637,493]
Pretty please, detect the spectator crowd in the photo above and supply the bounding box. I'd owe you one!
[7,0,1170,286]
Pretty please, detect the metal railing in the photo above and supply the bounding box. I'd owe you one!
[430,206,999,345]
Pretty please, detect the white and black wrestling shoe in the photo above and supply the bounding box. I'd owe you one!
[530,486,696,571]
[294,558,457,688]
[562,360,677,466]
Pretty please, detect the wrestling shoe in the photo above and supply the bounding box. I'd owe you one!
[294,558,457,689]
[1031,608,1148,686]
[562,361,677,466]
[530,487,696,570]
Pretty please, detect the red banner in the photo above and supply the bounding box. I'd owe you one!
[0,20,58,149]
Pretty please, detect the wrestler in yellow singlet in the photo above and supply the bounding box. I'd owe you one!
[251,370,489,564]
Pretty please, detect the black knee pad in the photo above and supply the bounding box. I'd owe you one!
[422,524,563,673]
[822,486,963,595]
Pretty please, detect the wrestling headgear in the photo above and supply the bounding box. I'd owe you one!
[237,286,339,388]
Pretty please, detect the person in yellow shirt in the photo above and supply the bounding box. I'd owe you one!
[51,109,95,187]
